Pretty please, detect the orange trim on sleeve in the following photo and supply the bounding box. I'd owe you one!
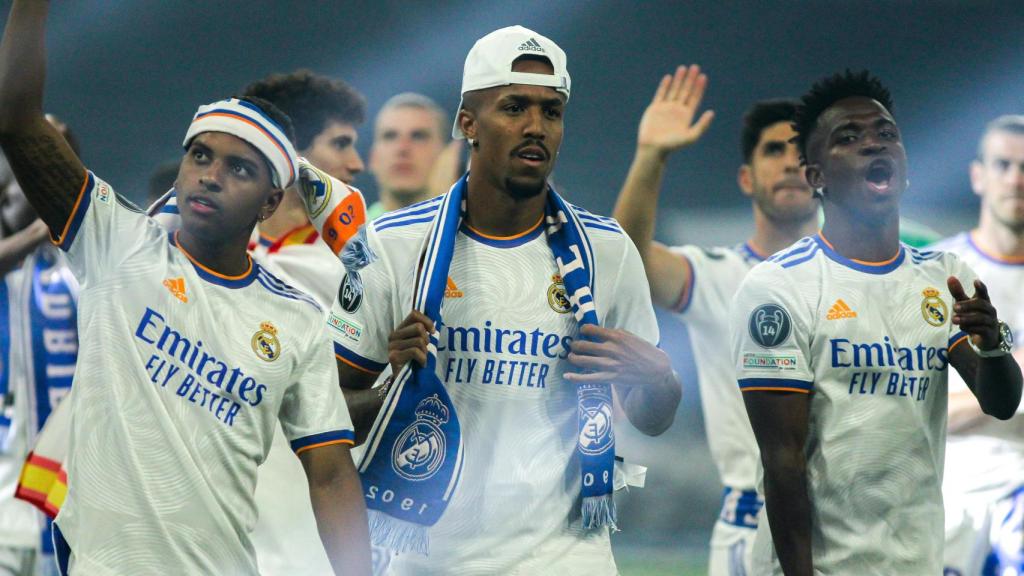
[741,387,813,394]
[464,216,544,241]
[948,334,970,352]
[49,168,91,246]
[335,353,383,375]
[320,189,367,255]
[174,231,254,280]
[295,438,355,456]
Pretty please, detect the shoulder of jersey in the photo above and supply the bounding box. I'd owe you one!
[924,232,969,255]
[370,196,445,240]
[253,264,323,315]
[765,236,822,270]
[904,242,948,266]
[568,204,625,237]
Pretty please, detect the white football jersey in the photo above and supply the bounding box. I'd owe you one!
[670,243,765,494]
[931,231,1023,499]
[731,233,976,575]
[53,172,353,575]
[329,197,659,575]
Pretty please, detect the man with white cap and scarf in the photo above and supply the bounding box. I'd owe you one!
[0,2,371,574]
[327,25,681,575]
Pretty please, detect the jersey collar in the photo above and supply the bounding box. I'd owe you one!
[815,232,905,275]
[170,231,259,288]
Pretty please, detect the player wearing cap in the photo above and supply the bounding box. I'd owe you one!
[328,25,681,575]
[612,67,819,575]
[933,115,1024,575]
[731,71,1022,575]
[0,2,371,574]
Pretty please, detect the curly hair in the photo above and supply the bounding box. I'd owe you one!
[793,70,893,163]
[740,99,798,163]
[243,70,366,150]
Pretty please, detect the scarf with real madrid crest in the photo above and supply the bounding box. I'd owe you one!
[357,173,617,557]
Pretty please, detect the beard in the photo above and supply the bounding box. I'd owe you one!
[504,176,546,200]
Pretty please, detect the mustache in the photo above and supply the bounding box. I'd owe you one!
[510,140,550,160]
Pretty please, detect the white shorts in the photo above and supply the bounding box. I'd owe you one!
[708,520,756,576]
[709,487,762,576]
[944,485,1024,576]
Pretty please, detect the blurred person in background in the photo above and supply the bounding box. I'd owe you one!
[366,92,462,219]
[612,66,819,575]
[243,69,366,306]
[933,115,1024,576]
[0,116,80,576]
[145,160,178,209]
[241,69,371,576]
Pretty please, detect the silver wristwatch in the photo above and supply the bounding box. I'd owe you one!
[968,320,1014,358]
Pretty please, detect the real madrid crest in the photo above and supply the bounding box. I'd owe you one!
[920,287,947,327]
[251,321,281,362]
[392,394,449,481]
[547,274,570,314]
[577,386,614,455]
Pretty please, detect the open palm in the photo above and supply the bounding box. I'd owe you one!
[638,65,714,153]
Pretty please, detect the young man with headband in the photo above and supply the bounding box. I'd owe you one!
[325,25,681,575]
[731,70,1022,575]
[0,2,371,574]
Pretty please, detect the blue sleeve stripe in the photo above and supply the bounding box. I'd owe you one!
[334,341,388,373]
[290,429,355,453]
[375,215,437,232]
[739,378,814,393]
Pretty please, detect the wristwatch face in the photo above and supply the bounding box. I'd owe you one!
[999,322,1014,352]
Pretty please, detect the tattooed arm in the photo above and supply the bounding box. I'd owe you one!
[0,1,86,237]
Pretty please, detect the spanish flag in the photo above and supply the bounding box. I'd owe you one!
[15,392,71,518]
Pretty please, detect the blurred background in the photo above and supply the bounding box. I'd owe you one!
[11,1,1023,573]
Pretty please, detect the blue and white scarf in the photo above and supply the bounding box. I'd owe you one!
[359,174,616,556]
[1,248,77,452]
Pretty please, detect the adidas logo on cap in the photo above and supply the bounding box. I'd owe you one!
[518,38,545,53]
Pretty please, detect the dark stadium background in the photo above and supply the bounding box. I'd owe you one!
[11,1,1022,573]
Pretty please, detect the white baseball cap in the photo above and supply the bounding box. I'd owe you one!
[452,25,571,139]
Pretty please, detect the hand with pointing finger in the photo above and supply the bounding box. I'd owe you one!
[948,276,1000,352]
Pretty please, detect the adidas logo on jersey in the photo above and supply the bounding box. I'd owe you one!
[163,277,188,303]
[826,299,856,320]
[518,38,545,53]
[445,277,464,298]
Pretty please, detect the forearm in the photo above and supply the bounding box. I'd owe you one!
[971,354,1023,420]
[0,0,48,131]
[762,456,814,576]
[342,386,386,446]
[611,146,669,262]
[621,370,681,436]
[306,451,372,576]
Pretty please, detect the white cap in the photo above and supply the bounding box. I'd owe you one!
[452,25,571,139]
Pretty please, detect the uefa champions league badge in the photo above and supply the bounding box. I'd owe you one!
[748,303,792,348]
[577,386,614,456]
[391,394,450,481]
[920,287,947,327]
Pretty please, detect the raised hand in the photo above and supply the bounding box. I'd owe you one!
[637,65,715,155]
[948,276,1000,351]
[388,310,434,376]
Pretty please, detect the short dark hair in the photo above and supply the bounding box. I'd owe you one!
[740,99,798,163]
[243,70,365,150]
[793,70,894,163]
[977,115,1024,161]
